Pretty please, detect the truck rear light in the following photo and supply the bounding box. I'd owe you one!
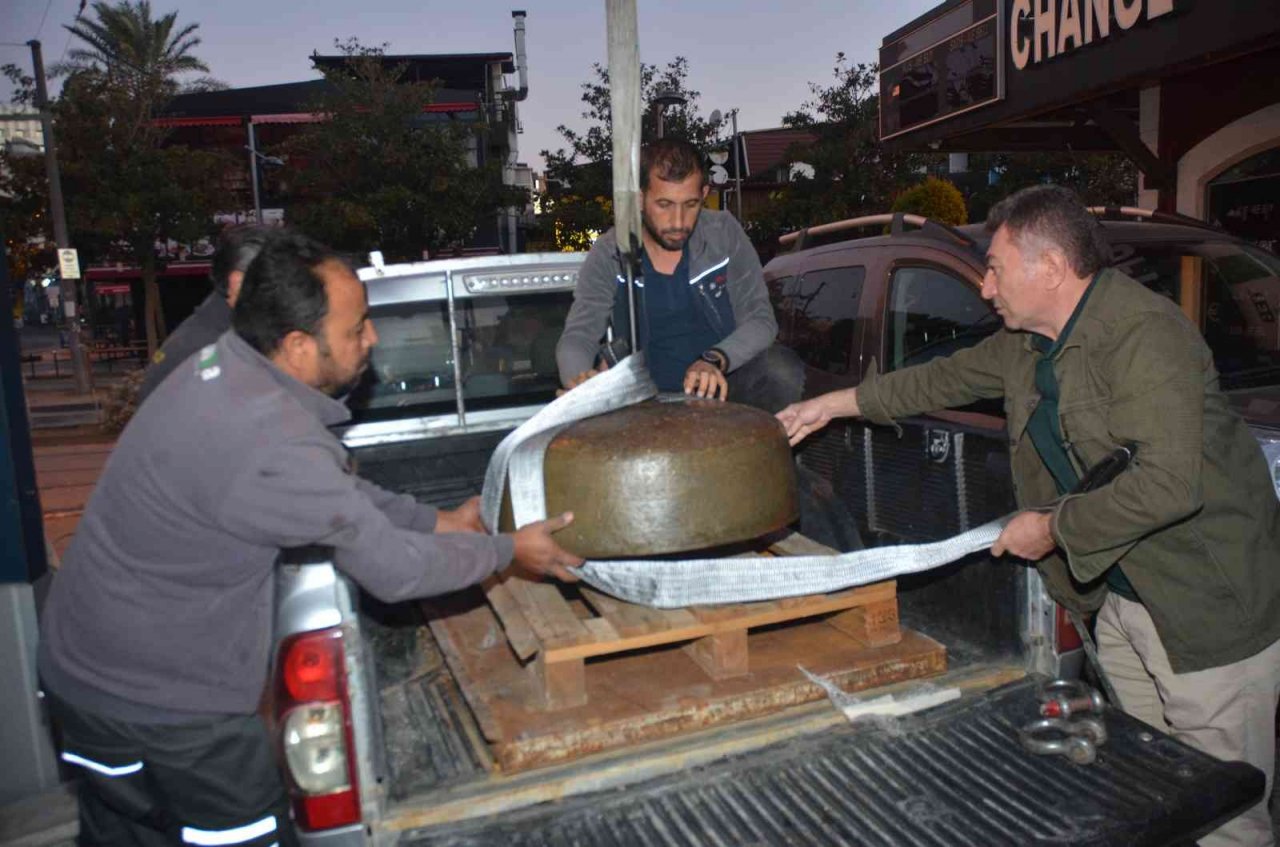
[1055,604,1083,653]
[275,629,361,832]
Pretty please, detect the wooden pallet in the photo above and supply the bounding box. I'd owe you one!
[427,531,946,771]
[483,531,903,710]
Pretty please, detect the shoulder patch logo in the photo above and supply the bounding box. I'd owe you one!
[196,344,221,382]
[152,350,165,364]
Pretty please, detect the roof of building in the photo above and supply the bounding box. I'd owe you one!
[311,52,514,89]
[739,127,817,181]
[161,80,482,123]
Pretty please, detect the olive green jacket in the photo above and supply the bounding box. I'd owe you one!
[857,267,1280,673]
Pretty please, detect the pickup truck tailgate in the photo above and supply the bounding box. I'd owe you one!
[403,676,1261,846]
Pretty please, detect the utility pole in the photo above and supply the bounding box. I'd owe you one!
[29,39,90,394]
[730,108,743,220]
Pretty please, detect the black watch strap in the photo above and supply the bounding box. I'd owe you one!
[700,348,729,373]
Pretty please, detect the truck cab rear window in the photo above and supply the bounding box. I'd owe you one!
[773,266,865,375]
[888,264,999,370]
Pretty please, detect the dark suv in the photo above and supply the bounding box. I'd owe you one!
[765,209,1280,674]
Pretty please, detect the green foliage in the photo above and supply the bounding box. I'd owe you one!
[891,177,967,225]
[966,152,1137,221]
[747,55,939,261]
[539,57,717,249]
[43,1,228,352]
[283,39,523,261]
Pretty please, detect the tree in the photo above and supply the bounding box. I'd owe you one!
[964,152,1137,221]
[891,177,968,225]
[4,1,229,354]
[283,39,523,262]
[539,57,718,249]
[747,55,937,261]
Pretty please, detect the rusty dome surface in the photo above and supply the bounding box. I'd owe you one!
[504,398,798,558]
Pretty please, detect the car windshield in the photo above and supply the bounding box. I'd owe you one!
[1111,240,1280,390]
[345,292,572,423]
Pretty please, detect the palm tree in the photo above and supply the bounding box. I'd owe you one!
[62,1,209,113]
[59,1,215,353]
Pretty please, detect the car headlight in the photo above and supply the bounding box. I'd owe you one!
[1252,428,1280,501]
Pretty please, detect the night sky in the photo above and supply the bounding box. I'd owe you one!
[2,0,939,170]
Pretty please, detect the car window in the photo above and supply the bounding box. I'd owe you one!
[773,267,864,375]
[1109,241,1280,390]
[347,292,572,421]
[888,265,999,370]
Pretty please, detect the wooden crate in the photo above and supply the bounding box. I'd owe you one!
[427,531,948,772]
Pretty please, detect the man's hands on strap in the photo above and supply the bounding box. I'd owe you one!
[435,496,485,533]
[511,511,584,582]
[991,510,1056,560]
[683,359,728,400]
[558,364,608,396]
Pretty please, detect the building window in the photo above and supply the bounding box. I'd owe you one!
[1207,146,1280,254]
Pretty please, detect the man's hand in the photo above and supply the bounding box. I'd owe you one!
[511,511,584,582]
[991,511,1057,560]
[435,496,484,534]
[776,388,861,446]
[557,365,608,397]
[683,360,728,400]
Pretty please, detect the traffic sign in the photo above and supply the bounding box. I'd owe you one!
[57,249,81,279]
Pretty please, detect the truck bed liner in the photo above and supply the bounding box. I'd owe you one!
[402,676,1261,846]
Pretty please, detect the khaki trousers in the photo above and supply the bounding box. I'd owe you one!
[1096,592,1280,847]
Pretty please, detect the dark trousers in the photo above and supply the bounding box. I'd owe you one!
[46,693,296,847]
[727,343,805,414]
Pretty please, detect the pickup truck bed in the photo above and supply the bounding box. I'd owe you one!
[398,675,1261,846]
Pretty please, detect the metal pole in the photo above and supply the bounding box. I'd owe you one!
[28,39,90,394]
[247,121,263,223]
[731,108,743,220]
[656,106,663,140]
[606,0,642,354]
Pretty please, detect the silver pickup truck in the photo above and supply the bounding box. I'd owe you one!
[269,250,1268,845]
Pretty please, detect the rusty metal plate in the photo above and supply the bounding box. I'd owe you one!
[501,398,798,557]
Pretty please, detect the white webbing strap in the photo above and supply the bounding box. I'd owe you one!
[480,353,1005,608]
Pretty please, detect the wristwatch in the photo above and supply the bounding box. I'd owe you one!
[699,348,728,373]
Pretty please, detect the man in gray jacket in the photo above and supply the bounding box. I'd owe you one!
[556,138,802,412]
[137,224,274,402]
[39,231,582,846]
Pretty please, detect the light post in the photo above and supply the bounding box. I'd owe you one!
[245,123,284,224]
[652,87,686,139]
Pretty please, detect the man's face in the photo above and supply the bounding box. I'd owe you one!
[982,225,1050,333]
[313,260,378,397]
[641,171,709,252]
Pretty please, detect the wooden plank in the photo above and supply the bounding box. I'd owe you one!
[543,579,898,663]
[682,629,749,680]
[503,577,593,650]
[533,653,586,710]
[768,531,838,557]
[482,576,540,662]
[828,597,902,648]
[580,586,698,635]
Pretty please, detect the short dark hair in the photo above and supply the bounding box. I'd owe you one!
[210,225,276,296]
[232,229,350,356]
[640,137,706,190]
[984,185,1110,277]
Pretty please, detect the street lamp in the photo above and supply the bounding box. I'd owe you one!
[652,87,687,139]
[708,108,742,220]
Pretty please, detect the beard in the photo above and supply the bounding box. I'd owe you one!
[642,211,695,252]
[316,338,369,398]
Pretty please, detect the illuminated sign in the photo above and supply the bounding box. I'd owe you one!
[880,0,1006,141]
[1009,0,1176,70]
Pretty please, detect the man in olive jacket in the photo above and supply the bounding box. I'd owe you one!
[778,186,1280,847]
